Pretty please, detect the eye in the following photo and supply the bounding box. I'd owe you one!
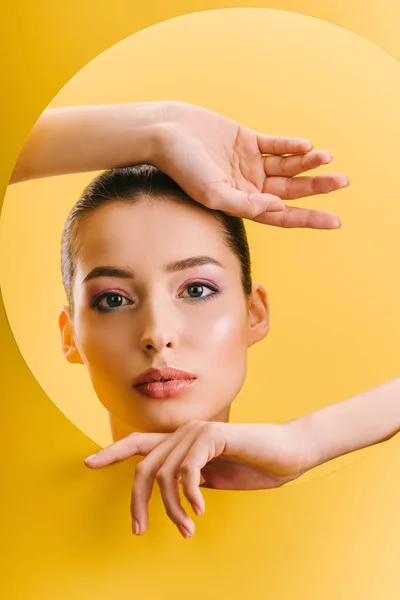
[180,282,219,301]
[92,292,133,312]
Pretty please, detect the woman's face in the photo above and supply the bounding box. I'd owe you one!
[59,196,269,435]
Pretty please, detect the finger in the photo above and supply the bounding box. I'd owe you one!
[159,472,195,539]
[156,424,208,535]
[264,149,332,177]
[84,432,168,468]
[205,186,285,219]
[257,133,313,156]
[253,205,341,229]
[180,436,217,511]
[265,173,350,200]
[131,422,199,535]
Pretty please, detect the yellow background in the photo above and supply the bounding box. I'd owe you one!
[1,4,400,600]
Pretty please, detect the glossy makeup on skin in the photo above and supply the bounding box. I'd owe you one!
[59,196,269,440]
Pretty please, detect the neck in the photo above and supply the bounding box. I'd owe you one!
[108,407,231,442]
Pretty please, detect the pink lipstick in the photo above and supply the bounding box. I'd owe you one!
[133,367,196,399]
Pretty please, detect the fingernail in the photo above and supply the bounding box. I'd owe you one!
[84,454,97,464]
[178,524,192,539]
[132,519,140,535]
[192,503,203,516]
[330,216,341,229]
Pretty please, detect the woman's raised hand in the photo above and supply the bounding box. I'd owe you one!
[154,101,349,229]
[11,101,348,229]
[84,420,312,538]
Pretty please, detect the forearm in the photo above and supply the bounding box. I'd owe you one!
[10,102,168,183]
[298,377,400,470]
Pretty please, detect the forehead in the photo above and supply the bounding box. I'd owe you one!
[75,197,240,275]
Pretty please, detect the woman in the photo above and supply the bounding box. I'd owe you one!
[11,101,399,539]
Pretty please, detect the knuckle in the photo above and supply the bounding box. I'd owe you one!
[180,461,192,476]
[205,420,220,434]
[135,460,149,479]
[156,468,168,484]
[177,420,198,435]
[127,431,140,445]
[122,432,141,454]
[185,419,203,430]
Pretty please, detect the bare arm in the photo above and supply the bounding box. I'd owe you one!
[299,377,400,470]
[10,103,164,183]
[10,100,349,229]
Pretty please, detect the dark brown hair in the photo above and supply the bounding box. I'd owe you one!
[61,164,252,306]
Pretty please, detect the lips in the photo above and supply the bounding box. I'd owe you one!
[133,367,197,399]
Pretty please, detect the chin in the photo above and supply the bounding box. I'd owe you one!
[138,406,230,434]
[141,416,196,434]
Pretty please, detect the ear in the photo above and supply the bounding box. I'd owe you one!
[58,305,84,364]
[247,284,270,348]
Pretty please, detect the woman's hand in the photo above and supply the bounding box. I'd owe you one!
[12,101,348,229]
[154,101,349,229]
[84,420,312,538]
[83,381,400,538]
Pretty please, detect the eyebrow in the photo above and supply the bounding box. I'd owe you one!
[82,256,224,283]
[166,256,224,272]
[83,266,134,283]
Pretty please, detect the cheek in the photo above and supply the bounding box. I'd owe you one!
[199,301,249,378]
[203,298,248,347]
[198,308,248,411]
[209,313,246,343]
[73,314,134,376]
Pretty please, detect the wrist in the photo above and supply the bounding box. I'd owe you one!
[147,100,194,169]
[118,102,168,165]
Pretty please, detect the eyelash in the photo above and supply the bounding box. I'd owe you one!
[179,281,220,303]
[91,281,220,313]
[91,291,134,313]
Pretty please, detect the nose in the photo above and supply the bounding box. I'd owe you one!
[139,298,179,354]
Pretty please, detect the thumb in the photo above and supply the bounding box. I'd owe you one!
[84,432,169,468]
